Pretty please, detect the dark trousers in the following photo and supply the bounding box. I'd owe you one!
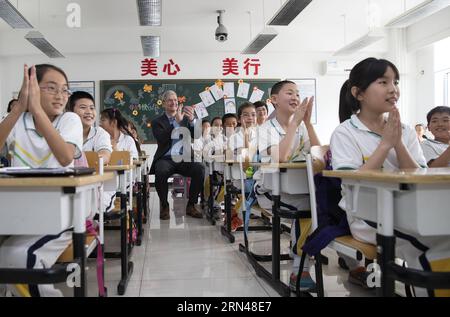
[154,158,205,207]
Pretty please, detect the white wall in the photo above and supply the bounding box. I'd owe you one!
[413,45,435,125]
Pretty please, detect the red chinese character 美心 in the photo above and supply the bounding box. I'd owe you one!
[141,58,158,76]
[163,59,181,75]
[222,58,239,76]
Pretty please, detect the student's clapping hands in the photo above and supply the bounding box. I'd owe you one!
[303,96,314,126]
[28,65,44,116]
[292,97,314,127]
[381,107,402,149]
[15,65,43,116]
[15,64,31,114]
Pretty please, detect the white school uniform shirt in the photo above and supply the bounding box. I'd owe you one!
[116,132,139,160]
[421,138,450,166]
[83,126,113,154]
[6,112,83,168]
[254,117,311,194]
[330,114,427,171]
[227,127,259,160]
[258,117,311,162]
[330,114,427,244]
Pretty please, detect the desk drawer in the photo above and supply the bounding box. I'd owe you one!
[350,184,450,236]
[0,189,72,235]
[262,169,309,195]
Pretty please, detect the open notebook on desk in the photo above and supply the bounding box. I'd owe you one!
[0,166,95,177]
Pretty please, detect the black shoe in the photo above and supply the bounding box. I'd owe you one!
[338,257,349,271]
[186,204,203,218]
[160,204,170,220]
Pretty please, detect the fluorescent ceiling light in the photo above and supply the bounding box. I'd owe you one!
[25,31,64,58]
[242,28,278,54]
[137,0,161,26]
[267,0,313,26]
[385,0,450,28]
[333,28,386,56]
[141,35,160,57]
[0,0,33,28]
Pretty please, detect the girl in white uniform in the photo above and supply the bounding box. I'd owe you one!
[0,64,83,296]
[331,57,450,296]
[99,108,139,161]
[255,80,320,291]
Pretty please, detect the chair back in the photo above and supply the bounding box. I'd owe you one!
[110,151,131,166]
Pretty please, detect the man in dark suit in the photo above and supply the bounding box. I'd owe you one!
[150,90,204,220]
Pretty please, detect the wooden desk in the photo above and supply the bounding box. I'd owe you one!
[0,172,114,297]
[323,167,450,296]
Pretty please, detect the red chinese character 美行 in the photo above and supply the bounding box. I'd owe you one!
[141,58,158,76]
[243,58,261,76]
[222,58,239,76]
[163,59,181,75]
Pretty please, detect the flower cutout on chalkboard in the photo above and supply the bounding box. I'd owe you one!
[178,96,186,104]
[114,91,124,101]
[156,100,163,106]
[215,80,224,87]
[132,110,139,116]
[143,84,153,93]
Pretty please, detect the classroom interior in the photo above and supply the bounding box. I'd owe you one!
[0,0,450,298]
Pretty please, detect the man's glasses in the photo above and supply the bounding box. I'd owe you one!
[40,85,72,97]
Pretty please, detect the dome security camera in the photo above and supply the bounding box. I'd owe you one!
[215,10,228,42]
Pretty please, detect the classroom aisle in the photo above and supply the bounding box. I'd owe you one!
[86,191,376,297]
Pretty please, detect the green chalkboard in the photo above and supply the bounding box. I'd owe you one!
[100,79,279,144]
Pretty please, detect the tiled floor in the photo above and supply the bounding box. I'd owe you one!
[83,191,376,297]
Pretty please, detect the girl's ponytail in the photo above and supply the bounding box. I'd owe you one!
[338,80,360,123]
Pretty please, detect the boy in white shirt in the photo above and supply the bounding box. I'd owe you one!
[421,106,450,167]
[68,91,112,164]
[256,81,320,292]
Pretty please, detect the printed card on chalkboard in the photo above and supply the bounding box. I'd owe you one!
[199,90,215,107]
[194,102,208,119]
[224,98,237,114]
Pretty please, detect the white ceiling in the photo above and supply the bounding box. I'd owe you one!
[0,0,429,57]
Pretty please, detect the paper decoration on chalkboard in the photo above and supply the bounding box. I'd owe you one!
[224,98,237,114]
[143,84,152,93]
[249,88,264,103]
[194,102,209,119]
[223,82,235,98]
[209,84,224,101]
[237,82,250,99]
[199,90,215,107]
[114,91,124,101]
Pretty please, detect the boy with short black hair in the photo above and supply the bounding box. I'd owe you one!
[422,106,450,167]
